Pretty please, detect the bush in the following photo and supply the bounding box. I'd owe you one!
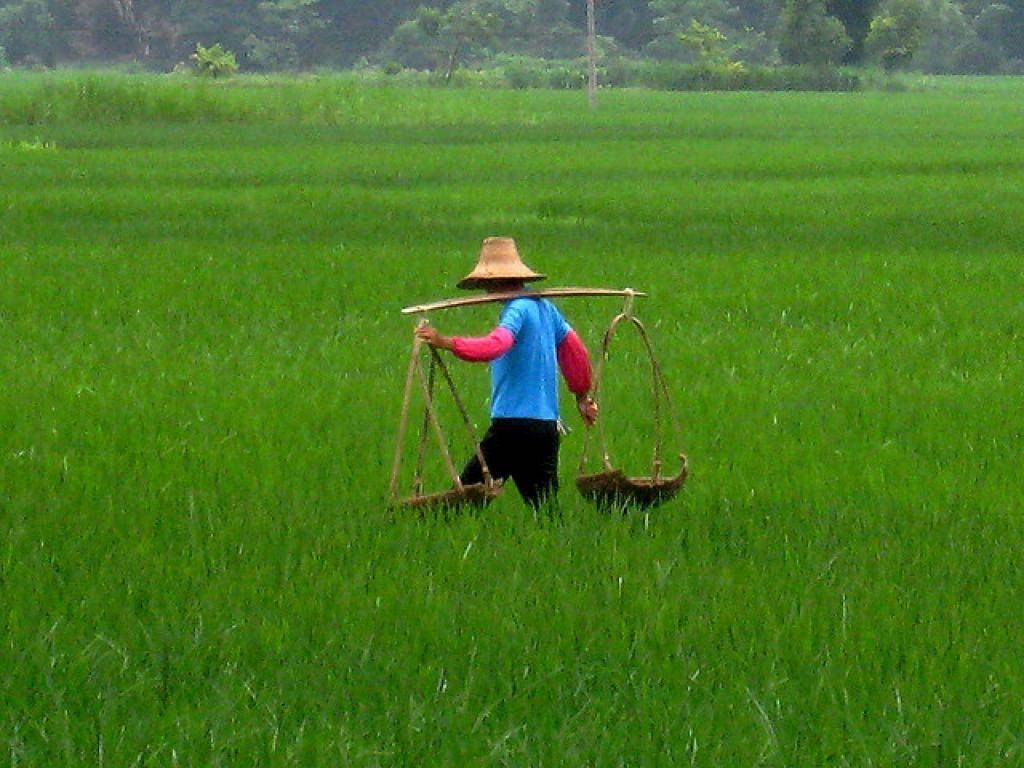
[190,43,239,78]
[546,63,587,90]
[495,56,588,90]
[502,56,548,89]
[429,67,504,89]
[856,66,915,91]
[601,58,860,92]
[951,35,1006,74]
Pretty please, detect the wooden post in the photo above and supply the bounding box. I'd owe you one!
[586,0,597,108]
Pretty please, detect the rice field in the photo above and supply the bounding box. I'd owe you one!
[2,72,1024,766]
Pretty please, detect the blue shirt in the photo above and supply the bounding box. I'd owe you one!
[492,297,571,421]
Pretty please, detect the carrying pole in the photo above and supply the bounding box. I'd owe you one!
[401,288,645,316]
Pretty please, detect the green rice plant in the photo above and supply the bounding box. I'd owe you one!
[1,135,55,150]
[1,73,1024,766]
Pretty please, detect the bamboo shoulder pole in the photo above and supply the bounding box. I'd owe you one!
[400,287,646,316]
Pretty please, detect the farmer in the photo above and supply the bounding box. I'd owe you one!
[416,237,598,508]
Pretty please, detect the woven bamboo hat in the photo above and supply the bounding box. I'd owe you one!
[457,237,546,290]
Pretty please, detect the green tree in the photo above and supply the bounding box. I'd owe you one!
[526,0,579,57]
[0,0,54,65]
[826,0,881,62]
[380,1,501,79]
[243,0,327,70]
[865,0,926,70]
[1009,4,1024,62]
[318,0,454,66]
[438,0,496,80]
[170,0,261,63]
[378,7,441,70]
[948,2,1013,73]
[595,0,655,49]
[678,18,728,64]
[70,0,146,59]
[974,3,1013,54]
[127,1,183,63]
[778,0,851,65]
[649,0,737,58]
[110,0,181,63]
[648,0,776,64]
[913,0,971,73]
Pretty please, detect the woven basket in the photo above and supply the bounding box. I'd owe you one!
[397,482,502,512]
[576,298,688,511]
[390,341,502,514]
[577,455,687,510]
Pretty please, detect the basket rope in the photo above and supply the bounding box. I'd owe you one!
[413,351,439,496]
[390,321,496,505]
[578,291,683,482]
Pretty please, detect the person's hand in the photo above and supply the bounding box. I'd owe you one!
[577,393,598,427]
[415,323,454,351]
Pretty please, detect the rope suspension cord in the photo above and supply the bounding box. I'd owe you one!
[577,290,687,508]
[390,319,499,509]
[413,350,440,497]
[413,346,463,492]
[389,332,423,500]
[430,344,494,490]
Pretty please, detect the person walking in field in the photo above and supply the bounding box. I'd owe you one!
[416,237,599,508]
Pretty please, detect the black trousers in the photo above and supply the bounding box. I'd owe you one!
[460,418,560,508]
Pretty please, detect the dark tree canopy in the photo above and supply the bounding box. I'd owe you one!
[0,0,1019,72]
[827,0,881,61]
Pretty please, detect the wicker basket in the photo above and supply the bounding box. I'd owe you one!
[390,340,502,514]
[576,296,688,510]
[577,455,687,510]
[397,482,503,512]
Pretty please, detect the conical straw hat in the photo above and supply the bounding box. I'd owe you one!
[457,237,546,290]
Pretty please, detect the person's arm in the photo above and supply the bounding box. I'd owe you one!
[557,330,591,394]
[417,300,526,360]
[452,327,514,362]
[415,324,514,362]
[557,330,598,426]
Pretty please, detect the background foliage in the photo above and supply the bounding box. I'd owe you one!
[0,0,1021,75]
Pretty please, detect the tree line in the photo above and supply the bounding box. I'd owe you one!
[1,0,1021,74]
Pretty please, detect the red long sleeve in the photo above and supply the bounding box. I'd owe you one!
[451,327,515,362]
[557,330,592,396]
